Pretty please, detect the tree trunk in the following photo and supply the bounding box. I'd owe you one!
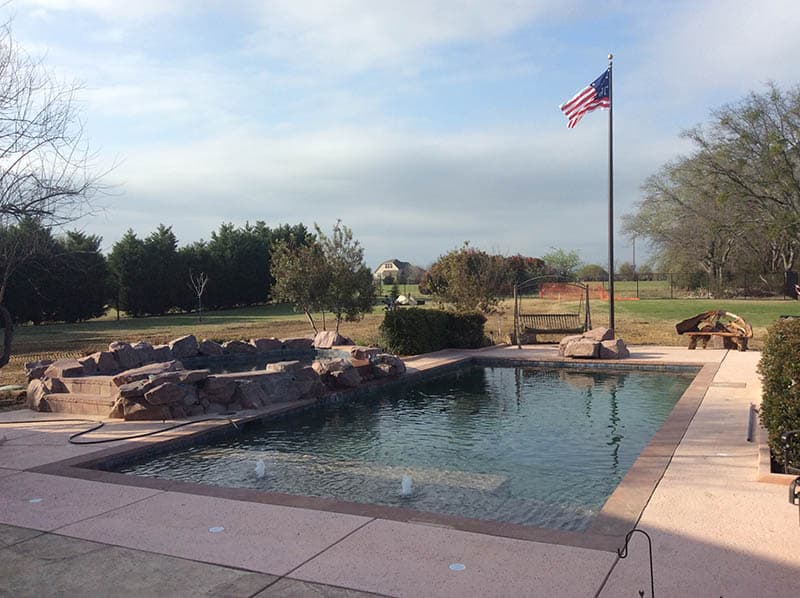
[0,304,14,368]
[304,310,318,334]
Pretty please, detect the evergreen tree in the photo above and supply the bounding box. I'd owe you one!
[108,230,149,316]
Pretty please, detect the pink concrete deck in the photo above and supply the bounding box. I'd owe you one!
[1,345,798,597]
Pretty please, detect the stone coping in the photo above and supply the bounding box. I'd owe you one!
[29,352,718,554]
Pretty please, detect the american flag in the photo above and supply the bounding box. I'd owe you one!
[560,69,610,128]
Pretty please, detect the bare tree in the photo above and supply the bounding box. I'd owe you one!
[0,22,107,367]
[187,269,209,322]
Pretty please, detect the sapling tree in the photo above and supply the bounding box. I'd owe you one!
[188,270,209,322]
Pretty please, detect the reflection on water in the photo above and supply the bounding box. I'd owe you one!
[118,366,693,532]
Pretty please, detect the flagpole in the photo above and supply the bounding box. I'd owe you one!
[607,53,615,334]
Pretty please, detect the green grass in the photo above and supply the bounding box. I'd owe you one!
[613,298,798,328]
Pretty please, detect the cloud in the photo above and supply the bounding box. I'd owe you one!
[633,0,800,99]
[245,0,569,73]
[102,118,674,266]
[18,0,186,21]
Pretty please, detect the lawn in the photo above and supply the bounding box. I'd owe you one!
[2,297,794,388]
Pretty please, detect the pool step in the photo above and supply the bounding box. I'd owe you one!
[58,376,118,397]
[41,392,116,417]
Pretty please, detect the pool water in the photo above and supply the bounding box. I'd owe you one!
[117,366,694,531]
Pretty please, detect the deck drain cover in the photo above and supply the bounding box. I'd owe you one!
[28,498,43,504]
[208,526,225,533]
[449,563,466,571]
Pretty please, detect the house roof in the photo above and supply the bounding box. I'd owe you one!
[374,259,411,272]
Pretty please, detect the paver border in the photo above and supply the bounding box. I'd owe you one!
[30,355,718,553]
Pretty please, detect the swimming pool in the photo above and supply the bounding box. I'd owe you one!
[116,365,694,531]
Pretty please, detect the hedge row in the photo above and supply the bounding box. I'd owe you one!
[379,308,488,355]
[758,317,800,468]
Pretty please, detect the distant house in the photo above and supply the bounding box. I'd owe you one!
[373,259,424,284]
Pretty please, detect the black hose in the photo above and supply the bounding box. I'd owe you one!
[617,528,655,598]
[0,416,240,445]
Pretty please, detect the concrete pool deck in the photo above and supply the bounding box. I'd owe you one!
[1,345,798,597]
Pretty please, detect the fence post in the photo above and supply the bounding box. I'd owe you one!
[636,273,639,299]
[670,273,673,299]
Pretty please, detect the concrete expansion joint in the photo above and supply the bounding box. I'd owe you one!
[48,488,168,537]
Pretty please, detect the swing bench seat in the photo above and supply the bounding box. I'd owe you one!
[518,313,586,342]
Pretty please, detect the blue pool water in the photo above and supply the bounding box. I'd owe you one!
[117,365,694,531]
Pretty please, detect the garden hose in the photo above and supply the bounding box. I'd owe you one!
[0,416,241,445]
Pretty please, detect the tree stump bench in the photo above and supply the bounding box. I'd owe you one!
[676,310,753,352]
[684,331,749,351]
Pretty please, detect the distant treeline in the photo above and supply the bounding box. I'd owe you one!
[1,219,312,323]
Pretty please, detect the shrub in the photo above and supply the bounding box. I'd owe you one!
[758,317,800,468]
[379,308,487,355]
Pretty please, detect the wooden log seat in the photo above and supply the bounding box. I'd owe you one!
[676,310,753,352]
[518,313,585,342]
[683,331,749,351]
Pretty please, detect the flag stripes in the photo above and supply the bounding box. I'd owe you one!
[559,69,610,128]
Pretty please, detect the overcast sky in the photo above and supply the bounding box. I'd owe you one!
[9,0,800,268]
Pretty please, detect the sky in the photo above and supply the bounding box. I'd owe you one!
[7,0,800,269]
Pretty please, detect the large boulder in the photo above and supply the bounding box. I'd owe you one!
[313,358,361,389]
[313,331,353,349]
[372,354,406,378]
[293,367,327,400]
[350,346,381,360]
[197,339,224,357]
[563,339,600,359]
[182,385,200,407]
[78,355,98,375]
[599,339,630,359]
[265,360,303,374]
[26,379,49,411]
[558,335,585,357]
[234,380,269,409]
[169,335,198,359]
[258,372,302,403]
[283,337,314,351]
[222,340,256,354]
[170,404,188,419]
[144,382,187,406]
[108,396,125,419]
[132,341,157,365]
[89,351,119,374]
[177,369,210,384]
[112,361,183,387]
[559,330,629,360]
[24,359,53,381]
[332,366,362,388]
[118,378,158,399]
[582,327,615,342]
[250,338,282,353]
[44,358,85,379]
[199,376,236,405]
[350,358,374,382]
[109,341,141,370]
[123,399,170,421]
[152,345,174,362]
